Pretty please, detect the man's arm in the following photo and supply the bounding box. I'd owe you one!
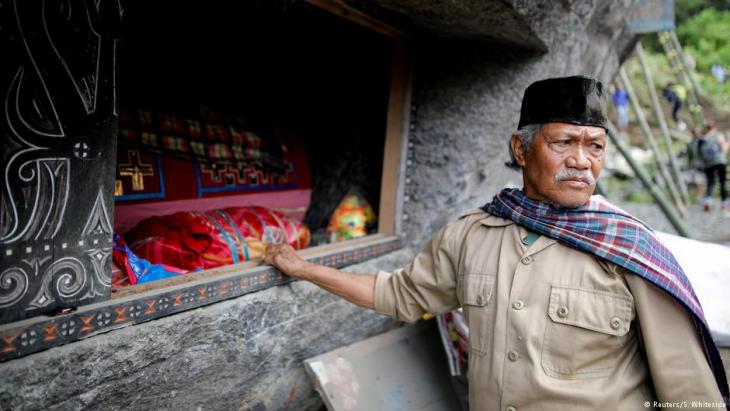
[263,217,465,322]
[263,244,376,309]
[624,274,725,408]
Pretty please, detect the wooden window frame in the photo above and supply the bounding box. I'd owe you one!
[0,0,412,362]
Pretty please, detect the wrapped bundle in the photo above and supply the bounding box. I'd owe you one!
[123,206,310,272]
[112,233,185,288]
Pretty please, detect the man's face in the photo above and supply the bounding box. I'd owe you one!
[511,123,606,208]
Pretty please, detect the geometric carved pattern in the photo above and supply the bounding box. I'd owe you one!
[0,266,29,309]
[0,237,402,362]
[0,0,122,324]
[27,257,87,310]
[82,190,113,238]
[86,247,113,290]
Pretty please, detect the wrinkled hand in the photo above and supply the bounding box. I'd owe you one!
[263,243,309,278]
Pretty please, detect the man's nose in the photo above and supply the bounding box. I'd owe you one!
[566,145,591,169]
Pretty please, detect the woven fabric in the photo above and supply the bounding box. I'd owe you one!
[124,206,310,273]
[114,108,312,203]
[118,107,291,173]
[482,188,728,399]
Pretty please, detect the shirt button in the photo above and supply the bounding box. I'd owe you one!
[476,295,485,305]
[512,300,525,310]
[506,406,517,411]
[508,351,519,362]
[520,256,533,265]
[557,306,569,318]
[610,317,623,330]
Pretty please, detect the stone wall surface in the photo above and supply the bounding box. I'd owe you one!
[400,0,637,249]
[0,1,639,409]
[0,279,400,411]
[370,0,546,49]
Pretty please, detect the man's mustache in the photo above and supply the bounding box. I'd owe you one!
[554,169,596,185]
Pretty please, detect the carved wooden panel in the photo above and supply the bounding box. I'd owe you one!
[0,0,121,324]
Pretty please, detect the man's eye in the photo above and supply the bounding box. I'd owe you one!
[550,141,571,151]
[589,144,604,155]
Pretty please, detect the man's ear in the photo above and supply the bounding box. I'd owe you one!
[510,134,527,167]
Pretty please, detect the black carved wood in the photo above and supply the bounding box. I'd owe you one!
[0,0,121,324]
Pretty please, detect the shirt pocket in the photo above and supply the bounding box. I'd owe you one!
[541,285,634,379]
[457,273,495,356]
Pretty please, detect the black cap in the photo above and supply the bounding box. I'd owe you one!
[518,75,608,130]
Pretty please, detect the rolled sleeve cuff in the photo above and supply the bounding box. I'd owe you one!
[374,270,397,318]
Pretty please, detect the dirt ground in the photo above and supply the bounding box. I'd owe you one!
[617,201,730,245]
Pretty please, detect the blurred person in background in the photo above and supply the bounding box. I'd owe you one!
[663,82,687,130]
[611,83,630,129]
[711,62,726,84]
[698,120,729,213]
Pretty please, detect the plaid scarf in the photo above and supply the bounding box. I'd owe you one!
[482,188,728,399]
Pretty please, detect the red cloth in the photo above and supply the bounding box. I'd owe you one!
[123,206,309,272]
[114,189,311,236]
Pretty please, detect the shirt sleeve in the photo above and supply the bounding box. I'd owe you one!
[624,273,726,408]
[374,220,462,323]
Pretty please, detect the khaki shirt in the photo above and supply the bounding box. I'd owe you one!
[374,209,724,410]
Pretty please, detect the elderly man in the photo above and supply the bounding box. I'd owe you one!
[264,76,728,410]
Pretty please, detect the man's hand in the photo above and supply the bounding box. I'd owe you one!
[263,244,310,279]
[262,243,376,309]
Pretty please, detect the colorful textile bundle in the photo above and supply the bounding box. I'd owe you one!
[326,193,377,241]
[123,206,310,272]
[112,233,185,288]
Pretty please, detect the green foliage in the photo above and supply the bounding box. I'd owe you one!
[675,8,730,111]
[608,1,730,204]
[674,0,730,26]
[633,5,730,113]
[676,9,730,70]
[643,1,730,52]
[675,0,730,25]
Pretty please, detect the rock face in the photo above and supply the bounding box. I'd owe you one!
[0,1,639,409]
[0,280,399,410]
[399,0,637,249]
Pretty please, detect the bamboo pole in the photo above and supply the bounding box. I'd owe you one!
[658,31,705,128]
[635,42,691,206]
[669,30,704,99]
[606,121,691,238]
[618,67,687,216]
